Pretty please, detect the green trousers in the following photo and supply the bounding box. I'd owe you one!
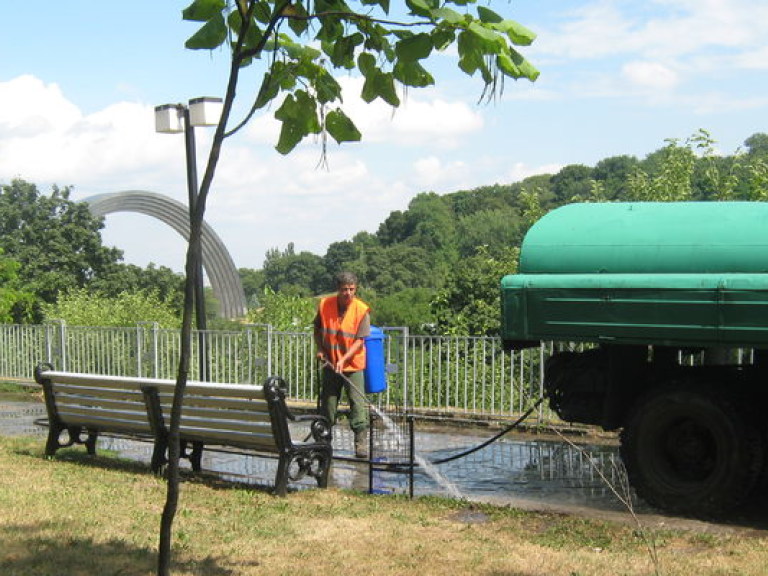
[319,368,369,433]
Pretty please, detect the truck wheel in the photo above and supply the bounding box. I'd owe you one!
[619,386,762,518]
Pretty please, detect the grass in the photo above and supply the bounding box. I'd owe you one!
[0,382,39,403]
[1,436,767,575]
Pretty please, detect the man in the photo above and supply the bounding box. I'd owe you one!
[314,271,371,458]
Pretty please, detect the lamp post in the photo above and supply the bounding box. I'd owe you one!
[154,97,223,381]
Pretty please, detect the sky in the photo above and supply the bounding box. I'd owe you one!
[1,1,767,276]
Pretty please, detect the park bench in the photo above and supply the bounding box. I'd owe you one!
[33,364,332,495]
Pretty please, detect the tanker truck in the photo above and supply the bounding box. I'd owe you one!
[501,201,768,518]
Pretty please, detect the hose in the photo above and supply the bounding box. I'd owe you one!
[316,356,547,466]
[428,396,545,465]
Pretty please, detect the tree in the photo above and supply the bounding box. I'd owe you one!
[745,133,768,157]
[376,210,409,246]
[43,288,181,328]
[456,207,522,259]
[244,286,316,330]
[431,245,518,336]
[90,263,185,314]
[159,2,538,573]
[369,287,435,331]
[0,179,123,309]
[362,243,435,294]
[0,252,36,324]
[592,155,639,201]
[322,239,360,278]
[238,267,267,307]
[627,137,696,201]
[550,164,593,204]
[263,243,330,295]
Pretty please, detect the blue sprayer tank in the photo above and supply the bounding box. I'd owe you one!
[364,326,387,393]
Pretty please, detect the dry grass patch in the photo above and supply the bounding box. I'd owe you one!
[1,436,767,575]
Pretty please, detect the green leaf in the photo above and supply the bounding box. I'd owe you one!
[357,52,377,77]
[280,36,321,62]
[315,71,343,104]
[274,91,320,154]
[255,63,293,109]
[432,7,464,25]
[494,20,537,46]
[467,21,502,46]
[182,0,225,22]
[331,33,364,69]
[361,69,400,106]
[405,0,432,17]
[477,6,503,24]
[253,1,272,24]
[316,17,343,43]
[227,10,263,55]
[394,60,435,87]
[395,33,433,62]
[496,52,521,79]
[185,13,228,50]
[375,72,400,106]
[457,30,482,76]
[288,2,310,35]
[276,119,304,155]
[507,48,541,81]
[325,109,362,144]
[432,27,456,51]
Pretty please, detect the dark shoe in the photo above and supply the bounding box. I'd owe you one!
[354,429,368,459]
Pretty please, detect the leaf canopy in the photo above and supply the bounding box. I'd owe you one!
[182,0,538,154]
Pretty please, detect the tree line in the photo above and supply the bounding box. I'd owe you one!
[4,129,768,334]
[243,129,768,334]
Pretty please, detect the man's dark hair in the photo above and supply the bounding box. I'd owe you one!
[335,271,358,287]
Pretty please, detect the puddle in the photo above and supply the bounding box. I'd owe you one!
[0,400,641,515]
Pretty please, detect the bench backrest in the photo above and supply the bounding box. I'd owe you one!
[34,367,278,452]
[145,379,277,452]
[35,369,157,438]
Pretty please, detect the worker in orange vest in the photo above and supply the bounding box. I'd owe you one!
[314,271,371,458]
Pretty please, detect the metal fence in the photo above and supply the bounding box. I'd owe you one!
[0,322,553,423]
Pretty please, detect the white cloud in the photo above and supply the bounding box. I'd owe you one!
[542,0,768,61]
[0,75,178,191]
[622,60,679,89]
[503,162,563,184]
[411,156,470,190]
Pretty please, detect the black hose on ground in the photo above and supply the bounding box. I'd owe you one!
[429,396,546,465]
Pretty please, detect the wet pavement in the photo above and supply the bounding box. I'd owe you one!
[3,399,766,534]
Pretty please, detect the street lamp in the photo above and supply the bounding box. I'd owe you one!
[154,97,223,381]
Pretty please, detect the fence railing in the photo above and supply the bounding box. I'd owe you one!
[0,322,554,423]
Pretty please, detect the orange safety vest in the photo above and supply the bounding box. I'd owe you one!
[318,296,370,372]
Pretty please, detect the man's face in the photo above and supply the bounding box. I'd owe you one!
[337,283,356,307]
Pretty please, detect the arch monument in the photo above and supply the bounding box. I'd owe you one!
[83,190,248,319]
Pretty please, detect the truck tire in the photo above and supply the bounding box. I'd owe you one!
[619,385,762,518]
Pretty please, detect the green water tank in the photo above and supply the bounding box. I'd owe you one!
[520,202,768,274]
[502,202,768,348]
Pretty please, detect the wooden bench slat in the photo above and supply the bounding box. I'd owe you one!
[56,412,152,433]
[177,407,272,424]
[41,371,267,399]
[54,386,144,402]
[57,405,149,422]
[179,427,277,449]
[56,396,147,412]
[179,417,272,435]
[157,395,269,411]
